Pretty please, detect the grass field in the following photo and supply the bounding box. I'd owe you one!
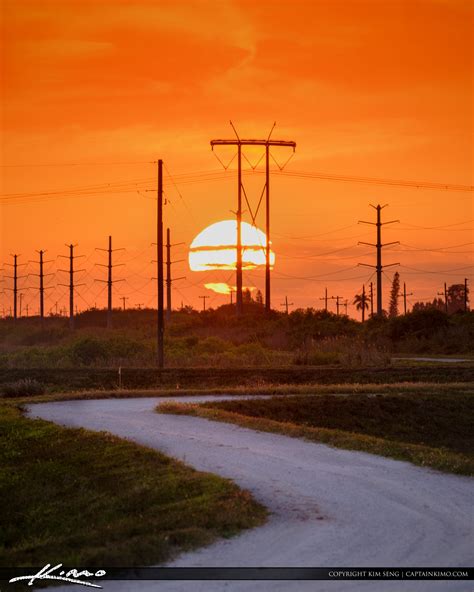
[0,404,266,568]
[158,385,474,476]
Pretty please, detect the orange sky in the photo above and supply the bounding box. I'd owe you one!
[1,0,473,316]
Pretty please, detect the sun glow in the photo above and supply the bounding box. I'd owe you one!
[189,220,275,272]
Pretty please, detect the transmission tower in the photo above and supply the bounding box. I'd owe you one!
[211,122,296,315]
[29,250,54,324]
[358,204,399,316]
[5,254,27,320]
[165,228,185,322]
[157,160,164,368]
[95,236,124,329]
[58,244,85,329]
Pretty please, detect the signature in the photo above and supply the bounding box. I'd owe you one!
[9,563,107,588]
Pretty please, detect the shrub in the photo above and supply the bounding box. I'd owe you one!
[1,378,45,398]
[70,337,110,365]
[293,349,340,366]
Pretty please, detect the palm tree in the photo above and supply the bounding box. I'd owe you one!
[353,285,369,322]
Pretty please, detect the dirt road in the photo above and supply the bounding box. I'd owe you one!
[27,396,473,591]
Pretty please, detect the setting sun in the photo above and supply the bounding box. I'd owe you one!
[188,220,276,272]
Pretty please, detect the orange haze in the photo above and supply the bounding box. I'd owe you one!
[1,0,472,316]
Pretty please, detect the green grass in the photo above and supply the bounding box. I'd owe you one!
[3,380,474,407]
[157,386,474,476]
[0,405,267,567]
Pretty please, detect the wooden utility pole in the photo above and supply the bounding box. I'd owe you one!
[343,299,348,316]
[359,204,399,316]
[361,284,367,322]
[211,123,296,315]
[320,287,328,311]
[438,282,448,313]
[280,295,293,314]
[199,295,209,311]
[335,295,343,316]
[95,236,124,328]
[320,288,336,312]
[369,282,374,317]
[121,296,128,311]
[157,160,164,368]
[403,282,413,315]
[59,244,84,329]
[5,255,27,320]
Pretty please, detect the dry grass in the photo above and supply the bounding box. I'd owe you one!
[157,385,474,476]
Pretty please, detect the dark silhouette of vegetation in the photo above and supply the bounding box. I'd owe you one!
[389,272,400,318]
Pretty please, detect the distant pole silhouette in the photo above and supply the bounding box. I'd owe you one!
[59,244,84,329]
[29,250,53,325]
[157,160,164,368]
[343,299,348,315]
[362,284,367,322]
[438,282,448,313]
[280,295,293,314]
[370,282,374,317]
[320,287,328,311]
[403,282,413,315]
[121,296,128,311]
[95,235,124,329]
[199,295,209,311]
[5,254,27,321]
[211,123,296,315]
[465,278,469,312]
[335,295,342,316]
[165,227,185,322]
[359,204,399,316]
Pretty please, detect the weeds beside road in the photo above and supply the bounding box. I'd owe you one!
[0,404,266,567]
[158,386,474,476]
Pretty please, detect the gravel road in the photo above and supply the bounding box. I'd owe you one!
[26,396,473,592]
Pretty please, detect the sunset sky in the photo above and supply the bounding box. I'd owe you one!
[1,0,472,316]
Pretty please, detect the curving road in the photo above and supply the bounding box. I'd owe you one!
[27,396,473,592]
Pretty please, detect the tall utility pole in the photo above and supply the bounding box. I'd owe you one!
[358,204,399,317]
[320,289,336,312]
[211,123,296,315]
[335,295,343,316]
[157,160,164,368]
[343,299,348,316]
[5,254,27,320]
[95,236,124,329]
[438,282,448,313]
[280,296,293,314]
[320,288,328,311]
[29,250,53,324]
[121,296,128,311]
[403,282,413,315]
[199,295,209,311]
[369,282,374,317]
[59,244,84,329]
[361,284,367,322]
[165,228,185,322]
